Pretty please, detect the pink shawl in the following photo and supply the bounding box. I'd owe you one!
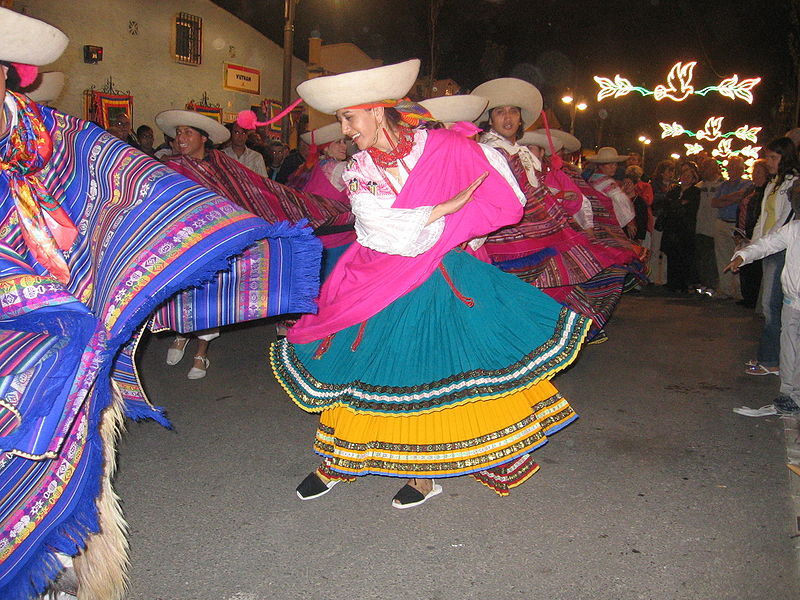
[288,128,523,343]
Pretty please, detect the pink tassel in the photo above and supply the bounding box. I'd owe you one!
[236,97,304,130]
[12,63,38,88]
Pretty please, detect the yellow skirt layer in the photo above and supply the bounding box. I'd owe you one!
[313,380,576,478]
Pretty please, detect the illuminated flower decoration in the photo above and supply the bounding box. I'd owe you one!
[684,143,703,156]
[716,75,762,105]
[594,62,761,104]
[738,145,762,160]
[654,61,696,102]
[659,121,686,138]
[744,158,756,170]
[696,117,725,141]
[712,138,733,159]
[593,74,634,101]
[733,125,762,143]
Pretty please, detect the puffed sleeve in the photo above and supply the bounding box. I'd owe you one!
[350,191,445,256]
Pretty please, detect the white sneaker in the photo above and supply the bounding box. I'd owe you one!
[733,405,778,417]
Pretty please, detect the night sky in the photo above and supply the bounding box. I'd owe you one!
[212,0,797,161]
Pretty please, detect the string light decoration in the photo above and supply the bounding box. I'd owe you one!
[659,117,761,142]
[594,61,761,104]
[661,116,762,170]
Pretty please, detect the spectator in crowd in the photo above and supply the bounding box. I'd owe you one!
[107,112,138,148]
[275,139,308,184]
[736,159,769,308]
[223,121,268,177]
[695,158,723,294]
[744,137,800,376]
[621,169,648,243]
[658,161,701,294]
[649,159,677,284]
[728,216,800,416]
[266,140,289,180]
[136,124,155,156]
[712,156,751,299]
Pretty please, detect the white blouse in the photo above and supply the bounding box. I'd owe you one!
[343,129,445,257]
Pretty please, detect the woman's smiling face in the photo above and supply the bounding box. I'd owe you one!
[336,107,380,151]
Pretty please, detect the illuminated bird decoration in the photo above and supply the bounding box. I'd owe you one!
[654,62,696,102]
[696,117,724,141]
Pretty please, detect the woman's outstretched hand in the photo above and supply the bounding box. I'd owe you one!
[724,256,744,273]
[427,172,489,224]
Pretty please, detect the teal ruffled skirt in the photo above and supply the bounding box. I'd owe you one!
[271,249,590,489]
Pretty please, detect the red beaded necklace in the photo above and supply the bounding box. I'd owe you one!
[366,125,414,169]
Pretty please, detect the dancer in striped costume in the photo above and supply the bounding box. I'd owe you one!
[152,110,352,378]
[0,10,320,599]
[471,78,645,339]
[291,122,357,278]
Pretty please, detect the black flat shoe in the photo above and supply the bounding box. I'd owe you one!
[296,471,339,500]
[391,482,442,509]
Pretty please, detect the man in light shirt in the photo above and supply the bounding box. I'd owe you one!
[222,121,268,177]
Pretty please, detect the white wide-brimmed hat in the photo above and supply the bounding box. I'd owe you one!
[155,110,230,144]
[470,78,543,127]
[300,122,345,146]
[26,71,65,104]
[585,146,629,163]
[519,131,563,154]
[297,59,420,115]
[419,95,488,124]
[0,8,69,66]
[537,128,581,153]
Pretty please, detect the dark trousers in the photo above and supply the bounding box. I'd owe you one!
[739,259,762,308]
[694,233,717,289]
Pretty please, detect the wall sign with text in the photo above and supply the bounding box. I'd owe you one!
[223,63,261,94]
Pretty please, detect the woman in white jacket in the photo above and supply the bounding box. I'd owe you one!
[745,137,800,376]
[728,218,800,415]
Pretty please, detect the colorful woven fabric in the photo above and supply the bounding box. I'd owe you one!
[150,148,339,340]
[163,149,353,230]
[0,98,320,600]
[484,149,627,284]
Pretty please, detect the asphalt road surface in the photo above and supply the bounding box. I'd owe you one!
[116,292,800,600]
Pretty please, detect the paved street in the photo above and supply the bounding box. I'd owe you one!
[116,292,800,600]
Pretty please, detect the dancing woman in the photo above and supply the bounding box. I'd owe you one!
[271,59,591,508]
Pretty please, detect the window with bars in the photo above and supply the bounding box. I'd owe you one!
[174,12,202,65]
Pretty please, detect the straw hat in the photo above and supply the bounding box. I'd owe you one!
[536,128,581,153]
[519,131,563,154]
[585,146,629,163]
[26,71,65,104]
[470,78,543,126]
[297,59,420,115]
[155,110,230,144]
[419,95,488,124]
[300,122,345,146]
